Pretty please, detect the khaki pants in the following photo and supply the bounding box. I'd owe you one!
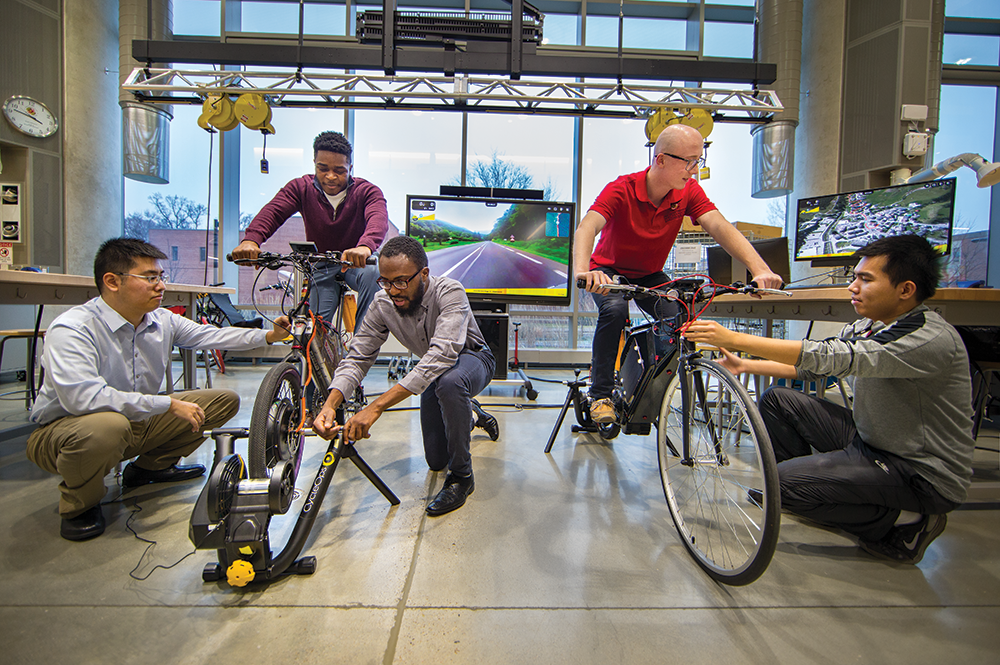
[26,389,239,518]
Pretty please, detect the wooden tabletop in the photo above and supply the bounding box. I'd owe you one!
[702,286,1000,326]
[0,270,233,307]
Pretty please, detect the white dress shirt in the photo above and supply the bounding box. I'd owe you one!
[31,297,270,426]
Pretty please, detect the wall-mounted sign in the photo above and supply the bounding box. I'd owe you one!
[1,184,21,243]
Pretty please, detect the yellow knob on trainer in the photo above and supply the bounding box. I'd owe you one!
[226,559,256,587]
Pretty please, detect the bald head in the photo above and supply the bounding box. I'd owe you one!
[653,123,703,155]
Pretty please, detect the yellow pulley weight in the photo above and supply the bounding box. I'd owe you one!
[644,108,676,144]
[235,93,273,131]
[666,108,714,139]
[198,94,239,132]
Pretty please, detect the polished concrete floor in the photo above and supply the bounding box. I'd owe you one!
[1,362,999,664]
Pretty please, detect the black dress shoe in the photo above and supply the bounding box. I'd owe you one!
[426,472,475,516]
[61,505,106,541]
[122,462,206,489]
[471,400,499,441]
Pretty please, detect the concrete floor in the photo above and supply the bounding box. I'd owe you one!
[1,363,999,664]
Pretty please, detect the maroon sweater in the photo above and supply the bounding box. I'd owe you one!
[243,174,389,253]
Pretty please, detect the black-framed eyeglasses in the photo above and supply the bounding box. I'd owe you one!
[117,272,169,285]
[659,152,706,171]
[376,270,422,291]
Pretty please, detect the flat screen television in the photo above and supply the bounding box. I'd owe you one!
[405,194,576,306]
[794,178,956,265]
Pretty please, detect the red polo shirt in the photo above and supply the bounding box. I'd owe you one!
[589,169,717,278]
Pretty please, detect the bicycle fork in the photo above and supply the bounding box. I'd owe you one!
[678,355,729,468]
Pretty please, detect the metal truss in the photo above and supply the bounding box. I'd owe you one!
[122,67,783,122]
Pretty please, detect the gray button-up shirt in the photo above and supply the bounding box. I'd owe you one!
[31,297,270,426]
[330,275,487,397]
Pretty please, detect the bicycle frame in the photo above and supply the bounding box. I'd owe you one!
[613,310,709,437]
[252,250,366,425]
[599,278,787,457]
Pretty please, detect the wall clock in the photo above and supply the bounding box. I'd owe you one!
[3,96,59,138]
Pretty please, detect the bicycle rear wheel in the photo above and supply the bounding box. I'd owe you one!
[249,361,305,479]
[657,359,779,585]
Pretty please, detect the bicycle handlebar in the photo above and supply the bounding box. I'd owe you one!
[227,251,379,268]
[575,277,791,299]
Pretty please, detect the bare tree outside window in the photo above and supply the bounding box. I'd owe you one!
[124,193,209,241]
[461,150,560,201]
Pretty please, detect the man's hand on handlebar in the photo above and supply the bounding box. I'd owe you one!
[231,240,262,265]
[750,270,784,290]
[342,246,373,271]
[576,270,614,295]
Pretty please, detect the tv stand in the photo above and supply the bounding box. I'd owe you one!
[471,303,537,400]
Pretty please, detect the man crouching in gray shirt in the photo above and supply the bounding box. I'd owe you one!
[682,235,975,564]
[313,235,499,516]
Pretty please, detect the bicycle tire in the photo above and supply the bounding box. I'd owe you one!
[598,422,621,440]
[657,358,779,586]
[248,361,305,479]
[212,349,226,374]
[572,392,590,428]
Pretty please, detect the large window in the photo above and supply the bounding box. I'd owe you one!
[466,113,578,348]
[139,0,775,348]
[941,1,1000,287]
[353,109,463,231]
[123,104,221,285]
[936,86,995,285]
[585,16,686,50]
[240,0,347,36]
[173,0,221,37]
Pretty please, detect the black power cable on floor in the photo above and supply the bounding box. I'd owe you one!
[102,483,198,581]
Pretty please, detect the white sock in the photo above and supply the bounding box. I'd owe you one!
[895,510,921,526]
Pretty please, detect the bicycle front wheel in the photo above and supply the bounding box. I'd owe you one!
[249,361,305,479]
[657,359,779,585]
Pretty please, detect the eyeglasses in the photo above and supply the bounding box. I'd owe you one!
[660,152,706,171]
[376,269,422,291]
[117,272,169,285]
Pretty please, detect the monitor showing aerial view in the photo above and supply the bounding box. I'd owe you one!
[794,178,955,262]
[405,195,575,306]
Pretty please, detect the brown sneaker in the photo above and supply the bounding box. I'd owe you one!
[590,398,615,424]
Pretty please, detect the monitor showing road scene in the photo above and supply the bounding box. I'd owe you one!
[794,178,955,263]
[405,195,576,306]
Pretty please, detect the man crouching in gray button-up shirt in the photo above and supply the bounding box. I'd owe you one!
[313,235,498,516]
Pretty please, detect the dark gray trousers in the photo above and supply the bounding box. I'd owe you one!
[759,386,957,541]
[419,347,496,477]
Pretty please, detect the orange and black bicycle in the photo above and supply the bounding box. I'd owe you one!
[188,245,398,586]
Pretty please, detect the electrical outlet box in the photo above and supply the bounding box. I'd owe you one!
[901,104,928,121]
[902,132,928,157]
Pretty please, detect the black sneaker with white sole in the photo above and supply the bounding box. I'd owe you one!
[859,513,948,564]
